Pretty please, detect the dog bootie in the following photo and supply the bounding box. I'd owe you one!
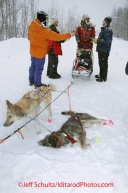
[103,120,114,126]
[48,117,52,123]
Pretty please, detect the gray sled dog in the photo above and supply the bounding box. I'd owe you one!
[38,110,107,149]
[3,84,56,134]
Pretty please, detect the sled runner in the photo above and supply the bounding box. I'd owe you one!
[72,50,93,80]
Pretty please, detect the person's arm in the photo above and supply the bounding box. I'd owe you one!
[42,27,74,41]
[50,26,65,43]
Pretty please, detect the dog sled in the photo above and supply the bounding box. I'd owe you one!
[72,49,93,80]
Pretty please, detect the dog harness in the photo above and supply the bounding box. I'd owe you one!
[53,133,63,146]
[62,115,83,144]
[53,115,83,146]
[70,115,83,129]
[25,87,51,100]
[62,132,77,144]
[53,132,77,147]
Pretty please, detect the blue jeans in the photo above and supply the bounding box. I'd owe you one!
[29,56,45,85]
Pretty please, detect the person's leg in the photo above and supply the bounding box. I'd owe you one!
[56,56,61,77]
[96,52,109,82]
[34,57,45,86]
[47,54,51,76]
[29,56,36,84]
[101,53,109,81]
[49,54,59,79]
[95,52,101,78]
[99,52,103,78]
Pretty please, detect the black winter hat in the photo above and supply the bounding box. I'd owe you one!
[104,17,112,25]
[37,11,48,25]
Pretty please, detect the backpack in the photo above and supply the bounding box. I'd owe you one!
[125,62,128,75]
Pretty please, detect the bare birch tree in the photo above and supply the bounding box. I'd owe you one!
[0,0,38,41]
[111,0,128,40]
[47,0,80,33]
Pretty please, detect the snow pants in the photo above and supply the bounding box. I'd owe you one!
[98,52,109,80]
[29,56,45,85]
[47,51,58,78]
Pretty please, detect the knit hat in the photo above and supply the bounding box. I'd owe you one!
[82,14,90,20]
[48,16,58,26]
[104,17,112,25]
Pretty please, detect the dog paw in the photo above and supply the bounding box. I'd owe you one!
[86,144,91,149]
[82,145,90,150]
[48,117,52,123]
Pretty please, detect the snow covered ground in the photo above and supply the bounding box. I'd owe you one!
[0,36,128,193]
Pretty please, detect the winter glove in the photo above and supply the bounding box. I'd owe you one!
[93,38,98,44]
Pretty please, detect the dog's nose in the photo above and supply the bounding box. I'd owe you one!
[3,122,9,126]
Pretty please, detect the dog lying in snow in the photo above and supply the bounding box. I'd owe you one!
[38,110,107,149]
[3,84,56,134]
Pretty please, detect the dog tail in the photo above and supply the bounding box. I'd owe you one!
[48,83,56,92]
[61,110,76,115]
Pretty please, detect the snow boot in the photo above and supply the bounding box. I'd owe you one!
[34,83,47,89]
[95,74,100,78]
[96,78,107,82]
[29,81,34,86]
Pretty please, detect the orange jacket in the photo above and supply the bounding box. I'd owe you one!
[28,19,71,58]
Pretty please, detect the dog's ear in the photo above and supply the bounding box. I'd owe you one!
[6,100,13,109]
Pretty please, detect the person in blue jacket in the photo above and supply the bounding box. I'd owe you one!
[93,17,113,82]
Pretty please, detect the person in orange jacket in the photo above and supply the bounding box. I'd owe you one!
[28,11,74,88]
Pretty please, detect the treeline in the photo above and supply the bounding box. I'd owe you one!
[0,0,38,41]
[1,0,128,41]
[0,0,80,41]
[111,0,128,40]
[46,1,80,33]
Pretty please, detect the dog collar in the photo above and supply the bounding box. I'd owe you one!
[53,133,63,146]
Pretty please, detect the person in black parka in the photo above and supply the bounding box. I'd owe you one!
[93,17,113,82]
[47,16,64,79]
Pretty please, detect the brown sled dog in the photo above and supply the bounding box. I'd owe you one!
[3,84,56,134]
[38,111,107,149]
